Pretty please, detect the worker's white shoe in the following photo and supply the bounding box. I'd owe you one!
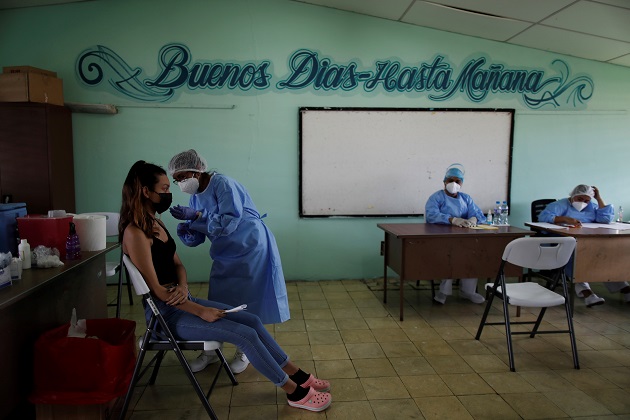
[230,349,250,374]
[460,291,485,304]
[189,351,220,373]
[433,292,447,304]
[585,294,605,308]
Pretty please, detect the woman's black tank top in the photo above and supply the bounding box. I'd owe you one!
[151,226,177,286]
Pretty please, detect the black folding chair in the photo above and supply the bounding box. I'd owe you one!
[118,255,238,420]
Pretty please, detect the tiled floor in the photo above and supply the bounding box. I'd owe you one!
[112,279,630,419]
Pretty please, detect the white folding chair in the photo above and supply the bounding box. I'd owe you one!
[119,255,238,420]
[82,212,133,318]
[475,237,579,372]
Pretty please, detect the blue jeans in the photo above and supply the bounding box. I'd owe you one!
[146,295,290,386]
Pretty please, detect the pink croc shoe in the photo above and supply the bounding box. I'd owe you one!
[288,387,332,412]
[300,374,330,392]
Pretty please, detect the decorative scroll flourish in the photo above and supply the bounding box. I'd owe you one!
[522,60,594,109]
[77,45,173,102]
[76,44,594,109]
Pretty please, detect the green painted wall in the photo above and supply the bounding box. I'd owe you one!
[1,0,629,282]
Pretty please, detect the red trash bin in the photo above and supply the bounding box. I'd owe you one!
[30,318,136,406]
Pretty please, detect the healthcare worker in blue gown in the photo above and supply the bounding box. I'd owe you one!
[538,184,630,307]
[167,149,290,374]
[425,163,487,305]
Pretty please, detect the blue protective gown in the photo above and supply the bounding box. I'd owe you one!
[425,190,487,224]
[538,198,614,224]
[537,198,619,291]
[175,173,290,324]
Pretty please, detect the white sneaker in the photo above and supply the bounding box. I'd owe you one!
[189,351,219,373]
[460,291,485,304]
[433,292,447,304]
[585,294,605,308]
[230,349,250,374]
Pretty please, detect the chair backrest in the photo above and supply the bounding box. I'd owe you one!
[122,254,150,296]
[530,199,556,222]
[81,212,120,237]
[502,237,576,270]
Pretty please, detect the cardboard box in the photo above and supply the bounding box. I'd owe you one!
[0,72,64,106]
[3,66,57,77]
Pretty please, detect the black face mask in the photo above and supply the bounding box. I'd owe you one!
[152,192,172,214]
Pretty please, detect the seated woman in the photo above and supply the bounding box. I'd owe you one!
[538,184,630,307]
[425,163,486,305]
[119,160,331,412]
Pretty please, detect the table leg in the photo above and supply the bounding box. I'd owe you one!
[399,278,404,322]
[383,235,388,304]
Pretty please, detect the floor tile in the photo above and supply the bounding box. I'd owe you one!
[361,377,410,400]
[458,394,520,419]
[369,399,424,420]
[399,375,452,398]
[414,395,473,420]
[352,358,397,377]
[546,389,613,417]
[440,373,495,395]
[501,392,567,419]
[315,359,357,379]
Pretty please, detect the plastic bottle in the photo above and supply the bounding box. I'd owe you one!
[65,222,81,260]
[618,206,624,223]
[486,209,493,225]
[502,201,509,225]
[493,201,501,225]
[18,239,31,269]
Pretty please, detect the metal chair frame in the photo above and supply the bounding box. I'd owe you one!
[475,237,580,372]
[119,255,238,420]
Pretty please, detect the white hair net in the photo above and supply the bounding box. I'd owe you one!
[168,149,208,177]
[570,184,594,198]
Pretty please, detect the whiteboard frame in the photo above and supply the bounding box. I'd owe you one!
[299,107,515,218]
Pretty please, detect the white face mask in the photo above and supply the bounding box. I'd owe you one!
[445,182,461,195]
[571,201,587,212]
[178,177,200,195]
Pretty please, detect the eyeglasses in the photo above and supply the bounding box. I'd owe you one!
[172,172,195,185]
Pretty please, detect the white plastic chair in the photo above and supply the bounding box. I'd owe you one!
[81,212,133,318]
[475,236,579,372]
[119,255,237,420]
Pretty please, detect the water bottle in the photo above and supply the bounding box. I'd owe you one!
[486,209,493,225]
[618,206,624,223]
[501,201,509,225]
[493,201,501,225]
[65,222,81,260]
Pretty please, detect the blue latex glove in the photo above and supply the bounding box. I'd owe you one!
[176,222,191,237]
[169,205,198,220]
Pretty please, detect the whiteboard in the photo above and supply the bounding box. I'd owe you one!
[299,108,514,217]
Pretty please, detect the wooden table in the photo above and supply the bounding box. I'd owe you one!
[525,223,630,283]
[378,224,530,320]
[0,243,117,419]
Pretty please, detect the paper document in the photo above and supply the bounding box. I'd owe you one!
[527,222,569,230]
[225,304,248,313]
[581,222,630,230]
[469,225,499,230]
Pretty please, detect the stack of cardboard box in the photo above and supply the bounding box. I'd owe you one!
[0,66,64,106]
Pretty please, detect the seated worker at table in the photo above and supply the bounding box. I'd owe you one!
[120,160,332,412]
[538,184,630,307]
[425,163,486,305]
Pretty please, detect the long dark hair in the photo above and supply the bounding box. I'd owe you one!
[119,160,166,241]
